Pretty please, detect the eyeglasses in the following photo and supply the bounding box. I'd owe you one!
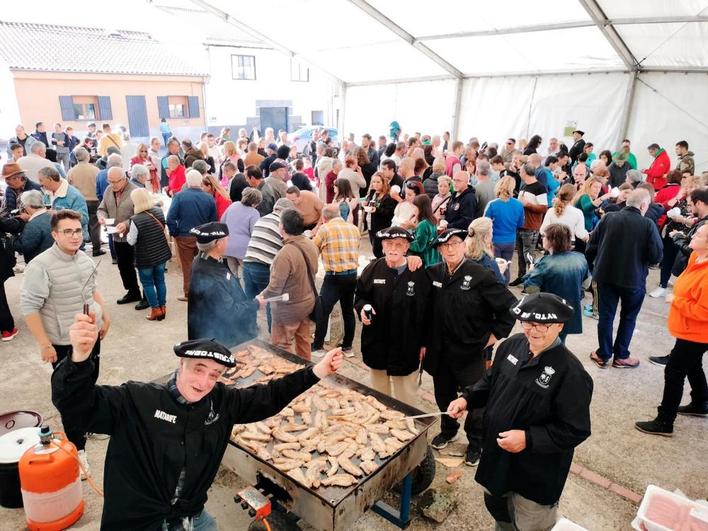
[521,322,550,332]
[59,228,83,237]
[440,240,464,249]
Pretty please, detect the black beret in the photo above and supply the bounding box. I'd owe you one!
[269,159,288,172]
[174,338,236,367]
[190,222,229,244]
[573,130,585,136]
[376,226,414,242]
[511,293,574,324]
[434,228,467,246]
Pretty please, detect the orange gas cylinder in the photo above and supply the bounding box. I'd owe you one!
[19,426,84,531]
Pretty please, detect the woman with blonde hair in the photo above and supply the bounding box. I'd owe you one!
[199,141,216,176]
[465,217,505,283]
[483,176,524,283]
[573,176,610,232]
[130,143,158,192]
[338,154,367,197]
[541,183,588,248]
[127,187,171,321]
[431,174,452,221]
[201,174,232,219]
[221,140,245,176]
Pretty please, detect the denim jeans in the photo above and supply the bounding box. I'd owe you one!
[493,242,515,284]
[596,282,646,360]
[160,509,218,531]
[515,229,539,278]
[312,272,357,350]
[138,263,167,308]
[658,338,707,423]
[243,261,272,331]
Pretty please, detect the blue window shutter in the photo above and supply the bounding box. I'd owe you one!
[59,96,75,120]
[188,96,200,119]
[157,96,170,119]
[98,96,112,120]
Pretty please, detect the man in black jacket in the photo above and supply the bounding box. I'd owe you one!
[52,315,343,530]
[586,189,663,369]
[568,129,586,165]
[448,293,593,531]
[425,228,517,466]
[443,171,477,230]
[354,227,431,405]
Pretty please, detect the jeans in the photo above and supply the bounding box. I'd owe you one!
[493,242,515,284]
[433,354,485,450]
[162,133,171,146]
[515,229,539,278]
[138,263,167,308]
[659,233,679,288]
[658,338,707,423]
[52,341,101,451]
[312,272,357,350]
[160,509,218,531]
[243,261,272,331]
[114,241,141,294]
[86,200,102,254]
[56,151,70,173]
[596,282,645,360]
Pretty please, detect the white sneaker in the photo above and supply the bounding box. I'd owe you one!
[311,349,326,359]
[87,432,110,441]
[649,287,666,298]
[78,449,91,480]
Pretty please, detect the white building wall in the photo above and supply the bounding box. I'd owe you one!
[204,45,340,131]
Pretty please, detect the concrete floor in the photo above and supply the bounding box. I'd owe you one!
[0,239,706,530]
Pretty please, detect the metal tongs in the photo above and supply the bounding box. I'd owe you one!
[262,293,289,303]
[81,258,102,316]
[402,411,451,420]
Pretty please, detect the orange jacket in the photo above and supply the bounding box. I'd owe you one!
[668,252,708,343]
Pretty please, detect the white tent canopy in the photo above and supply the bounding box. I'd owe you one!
[183,0,708,171]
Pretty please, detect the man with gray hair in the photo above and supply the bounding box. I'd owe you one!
[68,147,103,255]
[17,141,54,183]
[587,188,663,369]
[38,166,89,240]
[474,160,495,218]
[509,163,548,286]
[242,198,294,331]
[13,190,53,263]
[166,169,217,301]
[191,159,210,176]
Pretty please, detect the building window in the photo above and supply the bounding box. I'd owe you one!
[69,96,99,120]
[291,59,309,82]
[311,110,324,125]
[168,96,189,119]
[232,55,256,80]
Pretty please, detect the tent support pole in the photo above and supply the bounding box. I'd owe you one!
[451,78,463,140]
[619,71,638,142]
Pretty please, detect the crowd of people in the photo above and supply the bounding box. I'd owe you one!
[1,120,706,530]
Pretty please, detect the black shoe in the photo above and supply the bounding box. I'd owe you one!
[92,249,106,257]
[649,355,670,366]
[635,418,673,437]
[465,446,481,467]
[116,292,141,304]
[134,299,150,311]
[431,432,458,450]
[677,403,708,417]
[509,277,523,287]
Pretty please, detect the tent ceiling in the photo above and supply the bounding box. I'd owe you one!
[189,0,708,84]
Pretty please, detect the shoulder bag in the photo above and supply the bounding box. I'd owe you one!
[291,243,323,323]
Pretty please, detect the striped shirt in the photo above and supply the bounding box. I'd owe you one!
[313,217,360,273]
[243,212,283,266]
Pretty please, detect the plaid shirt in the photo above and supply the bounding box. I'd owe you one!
[313,217,360,273]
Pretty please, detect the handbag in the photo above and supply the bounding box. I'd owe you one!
[291,243,323,323]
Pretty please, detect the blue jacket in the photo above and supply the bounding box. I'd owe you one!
[586,206,663,289]
[166,188,217,237]
[444,186,477,230]
[96,169,109,201]
[3,179,42,212]
[13,210,53,263]
[48,184,90,240]
[523,251,589,334]
[473,253,505,284]
[484,198,525,245]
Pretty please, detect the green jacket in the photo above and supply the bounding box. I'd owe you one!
[612,150,637,170]
[409,219,441,267]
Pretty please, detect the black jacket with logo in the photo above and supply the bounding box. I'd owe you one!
[51,359,319,530]
[354,258,431,376]
[423,259,517,376]
[462,334,593,505]
[443,186,478,230]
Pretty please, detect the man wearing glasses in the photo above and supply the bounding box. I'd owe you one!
[424,228,517,466]
[448,292,593,530]
[500,138,516,166]
[21,209,110,477]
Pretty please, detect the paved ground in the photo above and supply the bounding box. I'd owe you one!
[1,238,706,530]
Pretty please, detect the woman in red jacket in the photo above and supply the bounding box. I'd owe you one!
[636,223,708,436]
[642,143,671,191]
[201,174,232,219]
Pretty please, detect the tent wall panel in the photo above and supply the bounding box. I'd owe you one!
[627,72,708,172]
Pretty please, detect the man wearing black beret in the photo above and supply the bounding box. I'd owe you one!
[52,314,344,530]
[448,293,593,530]
[354,226,431,404]
[187,222,260,347]
[568,129,586,166]
[425,228,517,467]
